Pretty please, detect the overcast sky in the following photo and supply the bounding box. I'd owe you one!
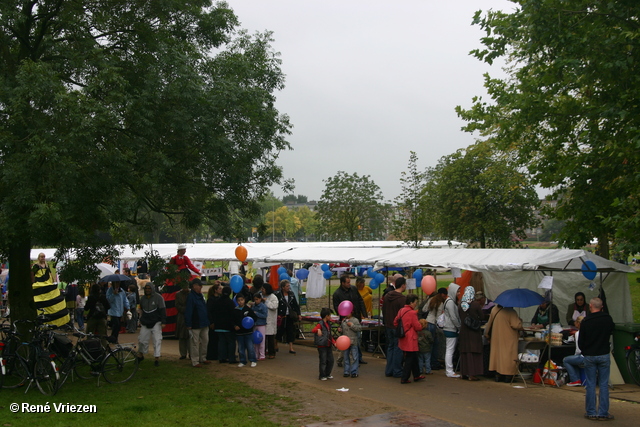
[226,0,516,202]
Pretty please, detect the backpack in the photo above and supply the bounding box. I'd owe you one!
[395,309,408,338]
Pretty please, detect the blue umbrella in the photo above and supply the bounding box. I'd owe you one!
[493,288,545,308]
[99,274,133,283]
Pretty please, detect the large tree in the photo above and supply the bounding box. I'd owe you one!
[456,0,640,257]
[0,1,291,321]
[316,171,387,241]
[422,142,539,248]
[392,151,430,247]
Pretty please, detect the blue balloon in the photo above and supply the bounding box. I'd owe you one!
[252,330,264,344]
[413,269,423,280]
[323,270,333,279]
[241,316,254,329]
[581,260,597,280]
[321,263,330,272]
[366,268,375,277]
[296,268,309,280]
[279,273,290,281]
[375,273,385,284]
[369,280,380,290]
[277,266,287,275]
[230,275,244,293]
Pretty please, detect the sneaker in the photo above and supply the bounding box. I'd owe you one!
[343,373,351,377]
[567,380,582,387]
[597,414,614,421]
[414,375,426,382]
[320,377,327,381]
[446,373,461,378]
[250,362,257,368]
[351,373,358,378]
[237,363,245,367]
[326,375,333,379]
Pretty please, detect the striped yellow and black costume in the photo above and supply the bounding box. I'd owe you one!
[32,264,69,326]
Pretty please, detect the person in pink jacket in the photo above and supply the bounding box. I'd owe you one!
[394,294,425,384]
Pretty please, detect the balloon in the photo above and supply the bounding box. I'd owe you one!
[235,245,248,262]
[369,280,379,290]
[336,335,351,351]
[581,260,597,280]
[323,270,333,280]
[375,273,385,284]
[337,300,354,317]
[252,330,264,344]
[277,266,287,275]
[296,268,309,280]
[233,295,238,307]
[230,275,244,293]
[321,263,330,272]
[241,316,254,329]
[421,276,436,295]
[279,273,290,282]
[412,269,423,286]
[366,268,375,277]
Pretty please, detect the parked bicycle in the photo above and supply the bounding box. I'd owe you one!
[0,318,59,396]
[625,331,640,386]
[56,329,139,388]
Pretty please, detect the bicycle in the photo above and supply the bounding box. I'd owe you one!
[56,329,139,388]
[0,319,60,396]
[625,331,640,386]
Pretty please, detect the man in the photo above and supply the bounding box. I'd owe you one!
[106,281,130,343]
[382,273,403,298]
[382,276,407,378]
[332,275,368,365]
[578,297,615,421]
[163,244,202,337]
[170,244,201,278]
[137,284,166,367]
[185,279,210,367]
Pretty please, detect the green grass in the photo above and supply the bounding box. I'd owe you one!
[1,359,300,427]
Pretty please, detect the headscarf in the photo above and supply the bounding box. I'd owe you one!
[461,286,475,312]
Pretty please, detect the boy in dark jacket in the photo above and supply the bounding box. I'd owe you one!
[233,294,257,367]
[312,308,335,381]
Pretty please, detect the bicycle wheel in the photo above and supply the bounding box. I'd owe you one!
[35,357,59,396]
[627,348,640,386]
[74,353,96,380]
[102,348,139,384]
[1,355,28,388]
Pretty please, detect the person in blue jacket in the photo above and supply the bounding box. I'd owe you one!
[185,279,210,367]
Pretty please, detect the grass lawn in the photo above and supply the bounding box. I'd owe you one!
[1,359,300,427]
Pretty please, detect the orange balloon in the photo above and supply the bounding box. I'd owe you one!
[421,276,436,295]
[336,335,351,351]
[235,245,248,262]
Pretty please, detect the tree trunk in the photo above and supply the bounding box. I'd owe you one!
[597,233,610,260]
[8,236,36,326]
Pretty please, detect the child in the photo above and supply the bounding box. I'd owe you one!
[233,294,258,367]
[340,308,362,378]
[312,307,335,380]
[418,319,434,375]
[252,293,268,361]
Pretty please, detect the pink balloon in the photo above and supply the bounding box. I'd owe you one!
[421,276,436,295]
[337,300,354,317]
[336,335,351,351]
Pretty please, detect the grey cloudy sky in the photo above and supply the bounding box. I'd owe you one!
[226,0,515,202]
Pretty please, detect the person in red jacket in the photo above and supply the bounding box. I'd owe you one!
[394,294,425,384]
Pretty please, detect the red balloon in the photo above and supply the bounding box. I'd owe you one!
[421,276,436,295]
[336,335,351,351]
[235,245,248,262]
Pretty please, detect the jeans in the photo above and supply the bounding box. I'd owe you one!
[584,354,610,417]
[419,352,432,374]
[236,333,257,364]
[445,336,458,376]
[318,347,334,379]
[563,353,584,383]
[75,307,85,330]
[428,323,441,368]
[343,345,359,375]
[217,331,237,363]
[385,328,403,377]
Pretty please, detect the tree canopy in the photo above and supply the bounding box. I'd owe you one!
[316,171,387,241]
[392,152,429,247]
[422,143,539,248]
[456,0,640,257]
[0,0,291,320]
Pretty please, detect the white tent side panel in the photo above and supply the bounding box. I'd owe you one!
[482,271,633,324]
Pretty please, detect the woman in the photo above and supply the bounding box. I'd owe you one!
[394,294,424,384]
[250,275,264,296]
[484,304,523,382]
[276,280,301,354]
[31,252,69,326]
[424,292,446,370]
[263,284,279,359]
[531,290,560,327]
[206,282,222,360]
[356,277,373,317]
[212,286,237,364]
[443,283,462,378]
[566,292,589,326]
[458,286,484,381]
